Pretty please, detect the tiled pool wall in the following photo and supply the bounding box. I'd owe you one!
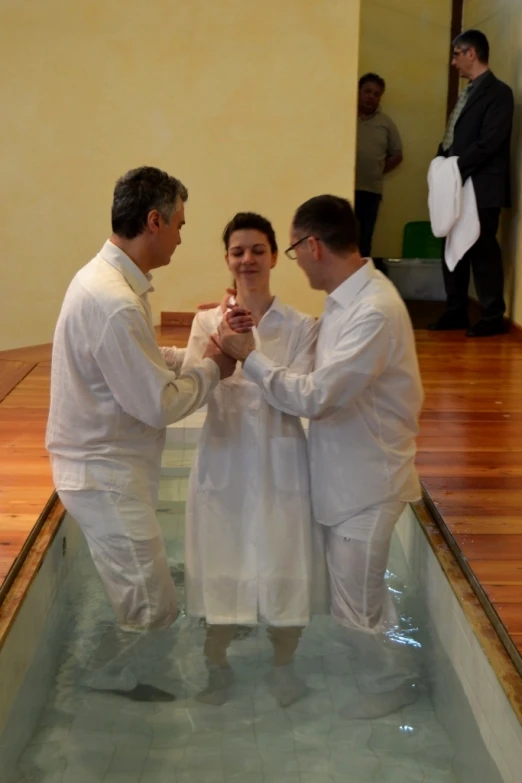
[397,506,522,783]
[0,514,84,782]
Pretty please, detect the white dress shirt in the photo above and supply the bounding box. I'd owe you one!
[46,240,218,506]
[243,260,424,530]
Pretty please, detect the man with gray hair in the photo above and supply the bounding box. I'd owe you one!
[429,30,513,337]
[46,166,235,700]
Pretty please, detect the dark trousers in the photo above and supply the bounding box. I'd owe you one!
[355,190,382,258]
[443,208,505,321]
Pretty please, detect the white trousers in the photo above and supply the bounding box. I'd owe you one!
[59,489,177,632]
[325,501,419,694]
[325,500,406,633]
[59,489,178,690]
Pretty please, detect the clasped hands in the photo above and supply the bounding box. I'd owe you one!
[203,307,256,377]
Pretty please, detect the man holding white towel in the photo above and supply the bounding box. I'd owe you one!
[429,30,513,337]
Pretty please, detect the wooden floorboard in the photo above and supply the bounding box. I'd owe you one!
[1,324,522,680]
[0,344,52,363]
[0,359,36,403]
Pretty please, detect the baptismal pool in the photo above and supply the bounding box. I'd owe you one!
[0,418,514,783]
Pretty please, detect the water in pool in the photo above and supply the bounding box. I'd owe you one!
[1,438,499,782]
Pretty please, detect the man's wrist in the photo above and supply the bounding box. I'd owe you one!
[202,357,221,377]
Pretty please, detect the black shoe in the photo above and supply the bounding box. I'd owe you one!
[466,318,507,338]
[428,311,469,331]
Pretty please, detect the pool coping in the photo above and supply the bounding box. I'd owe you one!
[0,495,65,654]
[412,497,522,724]
[421,485,522,681]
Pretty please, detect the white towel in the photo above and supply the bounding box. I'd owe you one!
[427,156,480,272]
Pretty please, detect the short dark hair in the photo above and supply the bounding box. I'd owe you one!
[453,29,489,63]
[293,195,358,253]
[359,72,386,91]
[222,212,278,254]
[111,166,188,239]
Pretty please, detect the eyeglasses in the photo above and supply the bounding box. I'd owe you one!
[452,47,469,58]
[284,235,313,260]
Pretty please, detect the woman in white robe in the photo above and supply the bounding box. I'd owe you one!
[183,212,323,706]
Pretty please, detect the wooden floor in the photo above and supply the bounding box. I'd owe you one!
[0,344,53,584]
[1,324,522,668]
[416,328,522,661]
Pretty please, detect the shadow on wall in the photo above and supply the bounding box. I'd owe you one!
[504,46,522,320]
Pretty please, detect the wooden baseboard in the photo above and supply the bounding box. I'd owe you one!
[161,312,195,327]
[468,296,520,336]
[507,317,522,336]
[161,307,522,336]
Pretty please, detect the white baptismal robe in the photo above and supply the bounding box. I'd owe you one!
[183,299,327,626]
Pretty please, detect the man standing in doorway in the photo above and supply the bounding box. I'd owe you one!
[429,30,514,337]
[355,73,403,259]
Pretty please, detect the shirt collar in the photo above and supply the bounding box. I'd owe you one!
[99,240,154,296]
[229,295,286,322]
[470,69,490,89]
[264,295,286,320]
[327,259,375,310]
[359,106,381,121]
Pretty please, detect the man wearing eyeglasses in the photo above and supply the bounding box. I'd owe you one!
[429,29,514,337]
[216,195,424,719]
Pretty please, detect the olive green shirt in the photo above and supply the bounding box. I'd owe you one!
[356,109,402,195]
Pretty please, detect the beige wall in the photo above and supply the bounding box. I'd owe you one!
[464,0,522,324]
[358,0,452,258]
[0,0,360,351]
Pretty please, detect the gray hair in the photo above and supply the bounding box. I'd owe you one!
[111,166,188,239]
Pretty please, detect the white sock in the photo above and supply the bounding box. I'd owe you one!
[196,665,233,706]
[340,683,418,720]
[272,664,306,708]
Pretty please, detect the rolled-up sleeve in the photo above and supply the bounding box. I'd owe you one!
[94,306,218,429]
[243,312,390,419]
[159,346,186,376]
